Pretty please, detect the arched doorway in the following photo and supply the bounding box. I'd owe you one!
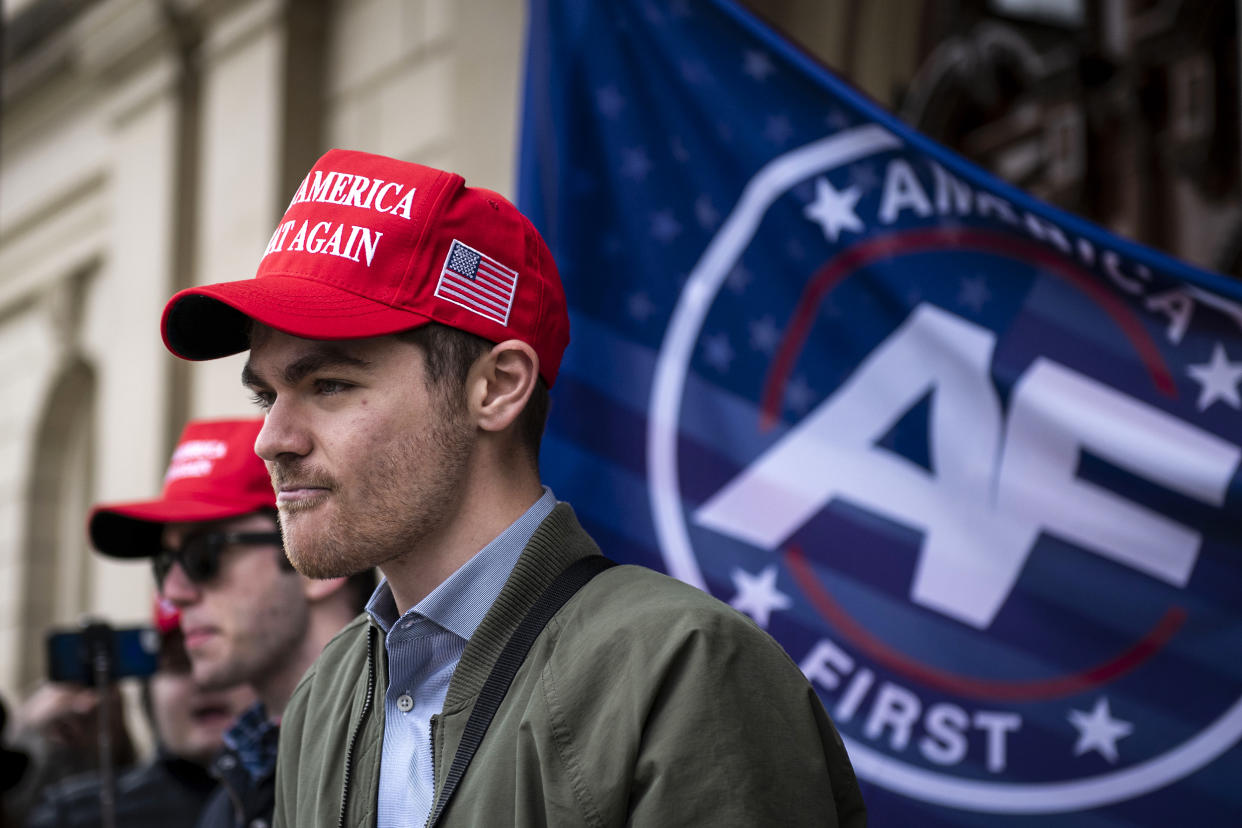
[20,357,97,690]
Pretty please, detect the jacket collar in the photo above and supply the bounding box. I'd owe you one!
[442,502,601,711]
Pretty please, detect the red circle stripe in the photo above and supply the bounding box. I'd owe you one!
[786,543,1187,702]
[759,228,1176,431]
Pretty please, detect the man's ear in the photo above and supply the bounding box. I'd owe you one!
[302,576,347,603]
[469,340,539,433]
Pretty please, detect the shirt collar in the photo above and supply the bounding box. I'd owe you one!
[221,701,279,781]
[366,487,557,641]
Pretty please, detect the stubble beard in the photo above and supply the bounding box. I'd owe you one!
[276,398,476,579]
[191,645,263,693]
[191,576,309,692]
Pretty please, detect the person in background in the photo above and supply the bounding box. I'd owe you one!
[24,597,253,828]
[88,417,375,828]
[159,148,866,827]
[6,679,135,823]
[0,696,32,828]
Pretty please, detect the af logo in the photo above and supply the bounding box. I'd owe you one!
[649,125,1242,812]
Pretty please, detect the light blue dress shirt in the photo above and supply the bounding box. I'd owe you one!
[366,488,557,828]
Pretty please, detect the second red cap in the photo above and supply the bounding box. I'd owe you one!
[90,418,274,559]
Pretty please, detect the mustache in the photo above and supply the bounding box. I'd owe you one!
[269,461,337,491]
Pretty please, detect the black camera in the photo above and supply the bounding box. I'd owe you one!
[45,622,160,685]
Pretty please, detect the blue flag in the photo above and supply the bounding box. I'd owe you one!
[517,2,1242,824]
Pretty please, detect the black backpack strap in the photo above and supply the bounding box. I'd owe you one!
[427,555,617,827]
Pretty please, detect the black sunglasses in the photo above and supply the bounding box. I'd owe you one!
[153,531,283,589]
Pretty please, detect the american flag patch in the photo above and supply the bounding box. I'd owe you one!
[434,239,519,325]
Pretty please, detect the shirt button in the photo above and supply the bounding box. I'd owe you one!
[217,755,237,771]
[397,693,414,712]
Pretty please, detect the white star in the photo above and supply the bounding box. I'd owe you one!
[764,114,794,145]
[627,292,656,322]
[650,210,682,244]
[826,108,851,130]
[596,86,625,119]
[726,265,751,294]
[750,316,782,354]
[694,194,720,229]
[803,176,864,243]
[680,60,710,85]
[670,136,690,163]
[702,333,734,373]
[958,275,991,312]
[743,50,776,81]
[729,565,792,628]
[1068,697,1133,763]
[1187,343,1242,411]
[620,148,652,181]
[786,375,816,413]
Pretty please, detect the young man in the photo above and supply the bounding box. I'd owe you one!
[89,417,375,828]
[160,150,866,827]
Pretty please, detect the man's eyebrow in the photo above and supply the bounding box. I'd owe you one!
[241,361,265,388]
[241,347,373,388]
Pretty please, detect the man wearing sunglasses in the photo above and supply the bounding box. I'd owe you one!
[89,417,375,828]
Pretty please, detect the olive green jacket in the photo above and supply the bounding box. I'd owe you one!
[274,504,866,827]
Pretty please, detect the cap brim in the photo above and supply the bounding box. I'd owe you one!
[162,275,435,360]
[89,497,273,559]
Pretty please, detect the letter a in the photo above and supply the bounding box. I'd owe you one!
[391,187,417,220]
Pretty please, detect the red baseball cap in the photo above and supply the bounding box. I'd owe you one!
[161,149,570,386]
[90,418,274,559]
